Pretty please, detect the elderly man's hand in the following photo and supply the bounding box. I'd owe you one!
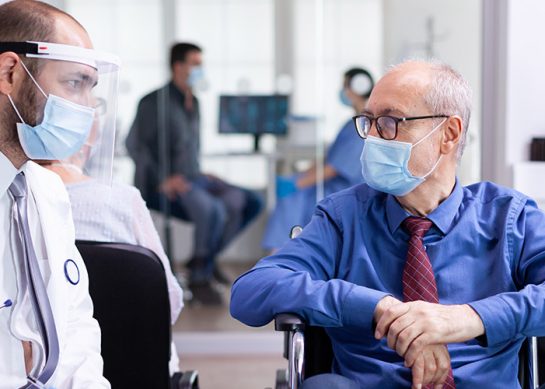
[374,300,484,366]
[410,344,451,389]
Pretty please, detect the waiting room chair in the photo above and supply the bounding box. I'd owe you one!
[76,241,199,389]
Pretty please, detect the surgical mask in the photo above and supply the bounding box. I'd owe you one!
[188,66,204,88]
[339,89,352,107]
[8,62,95,160]
[360,119,445,196]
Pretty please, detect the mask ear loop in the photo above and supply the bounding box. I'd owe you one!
[7,95,26,124]
[6,59,50,125]
[412,117,447,148]
[410,118,448,180]
[19,60,48,99]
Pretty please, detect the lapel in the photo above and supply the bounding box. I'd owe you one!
[24,162,76,341]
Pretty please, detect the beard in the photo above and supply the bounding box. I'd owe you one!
[1,74,43,146]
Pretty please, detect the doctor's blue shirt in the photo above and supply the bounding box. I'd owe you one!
[231,181,545,388]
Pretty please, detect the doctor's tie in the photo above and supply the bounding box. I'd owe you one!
[9,173,60,387]
[402,216,455,389]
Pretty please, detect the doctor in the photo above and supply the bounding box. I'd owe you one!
[0,0,120,387]
[262,67,374,251]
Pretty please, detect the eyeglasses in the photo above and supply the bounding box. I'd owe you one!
[352,114,449,140]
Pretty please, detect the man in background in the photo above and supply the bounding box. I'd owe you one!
[127,42,262,305]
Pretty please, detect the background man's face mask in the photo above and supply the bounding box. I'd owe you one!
[188,66,204,88]
[360,119,446,196]
[8,61,95,160]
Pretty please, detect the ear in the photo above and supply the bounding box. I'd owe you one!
[0,52,20,95]
[440,115,463,156]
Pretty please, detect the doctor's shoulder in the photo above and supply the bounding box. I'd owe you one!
[25,161,71,204]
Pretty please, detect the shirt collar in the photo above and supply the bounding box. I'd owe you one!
[0,151,21,196]
[386,179,463,235]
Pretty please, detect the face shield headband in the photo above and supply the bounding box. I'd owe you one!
[0,41,120,71]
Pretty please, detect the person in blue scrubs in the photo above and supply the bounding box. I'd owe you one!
[231,60,545,388]
[262,68,374,251]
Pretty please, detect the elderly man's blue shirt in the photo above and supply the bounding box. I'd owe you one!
[231,181,545,388]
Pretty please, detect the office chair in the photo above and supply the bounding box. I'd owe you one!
[76,241,199,389]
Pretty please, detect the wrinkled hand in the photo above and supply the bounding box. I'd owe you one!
[410,344,451,389]
[375,300,484,367]
[159,175,191,199]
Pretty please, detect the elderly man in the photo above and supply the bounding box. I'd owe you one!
[0,0,118,387]
[231,60,545,388]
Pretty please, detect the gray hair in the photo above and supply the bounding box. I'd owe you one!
[387,59,473,160]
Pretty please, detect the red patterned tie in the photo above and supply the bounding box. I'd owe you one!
[402,217,455,389]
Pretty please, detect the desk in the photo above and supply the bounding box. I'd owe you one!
[202,145,317,212]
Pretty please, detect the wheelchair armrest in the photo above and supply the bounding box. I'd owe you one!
[172,370,199,389]
[275,313,306,332]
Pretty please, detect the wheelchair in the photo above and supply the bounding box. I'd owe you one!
[272,226,543,389]
[273,313,543,389]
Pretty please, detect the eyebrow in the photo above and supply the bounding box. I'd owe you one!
[362,107,407,117]
[67,71,99,87]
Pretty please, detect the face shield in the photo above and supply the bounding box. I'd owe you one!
[0,41,120,183]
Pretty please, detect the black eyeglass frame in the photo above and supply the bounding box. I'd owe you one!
[352,114,449,140]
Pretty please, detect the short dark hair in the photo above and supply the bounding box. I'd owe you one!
[344,67,374,98]
[170,42,202,68]
[0,0,86,74]
[0,0,84,42]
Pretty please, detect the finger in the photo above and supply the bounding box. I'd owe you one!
[375,303,410,339]
[423,350,436,385]
[411,355,424,389]
[395,322,422,357]
[433,347,450,386]
[386,314,416,351]
[404,333,432,367]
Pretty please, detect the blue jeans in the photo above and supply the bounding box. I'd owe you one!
[148,175,263,282]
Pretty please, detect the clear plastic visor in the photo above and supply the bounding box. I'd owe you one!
[16,51,119,184]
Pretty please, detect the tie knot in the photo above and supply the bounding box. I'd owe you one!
[403,216,433,238]
[9,173,27,198]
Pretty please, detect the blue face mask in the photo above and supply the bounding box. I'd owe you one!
[8,63,95,161]
[188,66,204,88]
[360,120,445,196]
[339,89,352,107]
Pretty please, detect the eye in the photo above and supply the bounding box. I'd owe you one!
[66,79,83,90]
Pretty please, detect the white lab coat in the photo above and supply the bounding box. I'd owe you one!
[3,162,110,388]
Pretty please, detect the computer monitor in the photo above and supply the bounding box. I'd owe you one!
[219,94,289,152]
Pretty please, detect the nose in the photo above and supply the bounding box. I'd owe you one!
[367,119,379,137]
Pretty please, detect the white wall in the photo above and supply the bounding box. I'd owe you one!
[505,0,545,167]
[383,0,482,185]
[292,0,383,143]
[482,0,545,188]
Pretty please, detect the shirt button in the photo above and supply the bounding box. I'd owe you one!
[424,245,427,251]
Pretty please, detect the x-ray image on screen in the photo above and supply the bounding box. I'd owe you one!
[219,95,289,151]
